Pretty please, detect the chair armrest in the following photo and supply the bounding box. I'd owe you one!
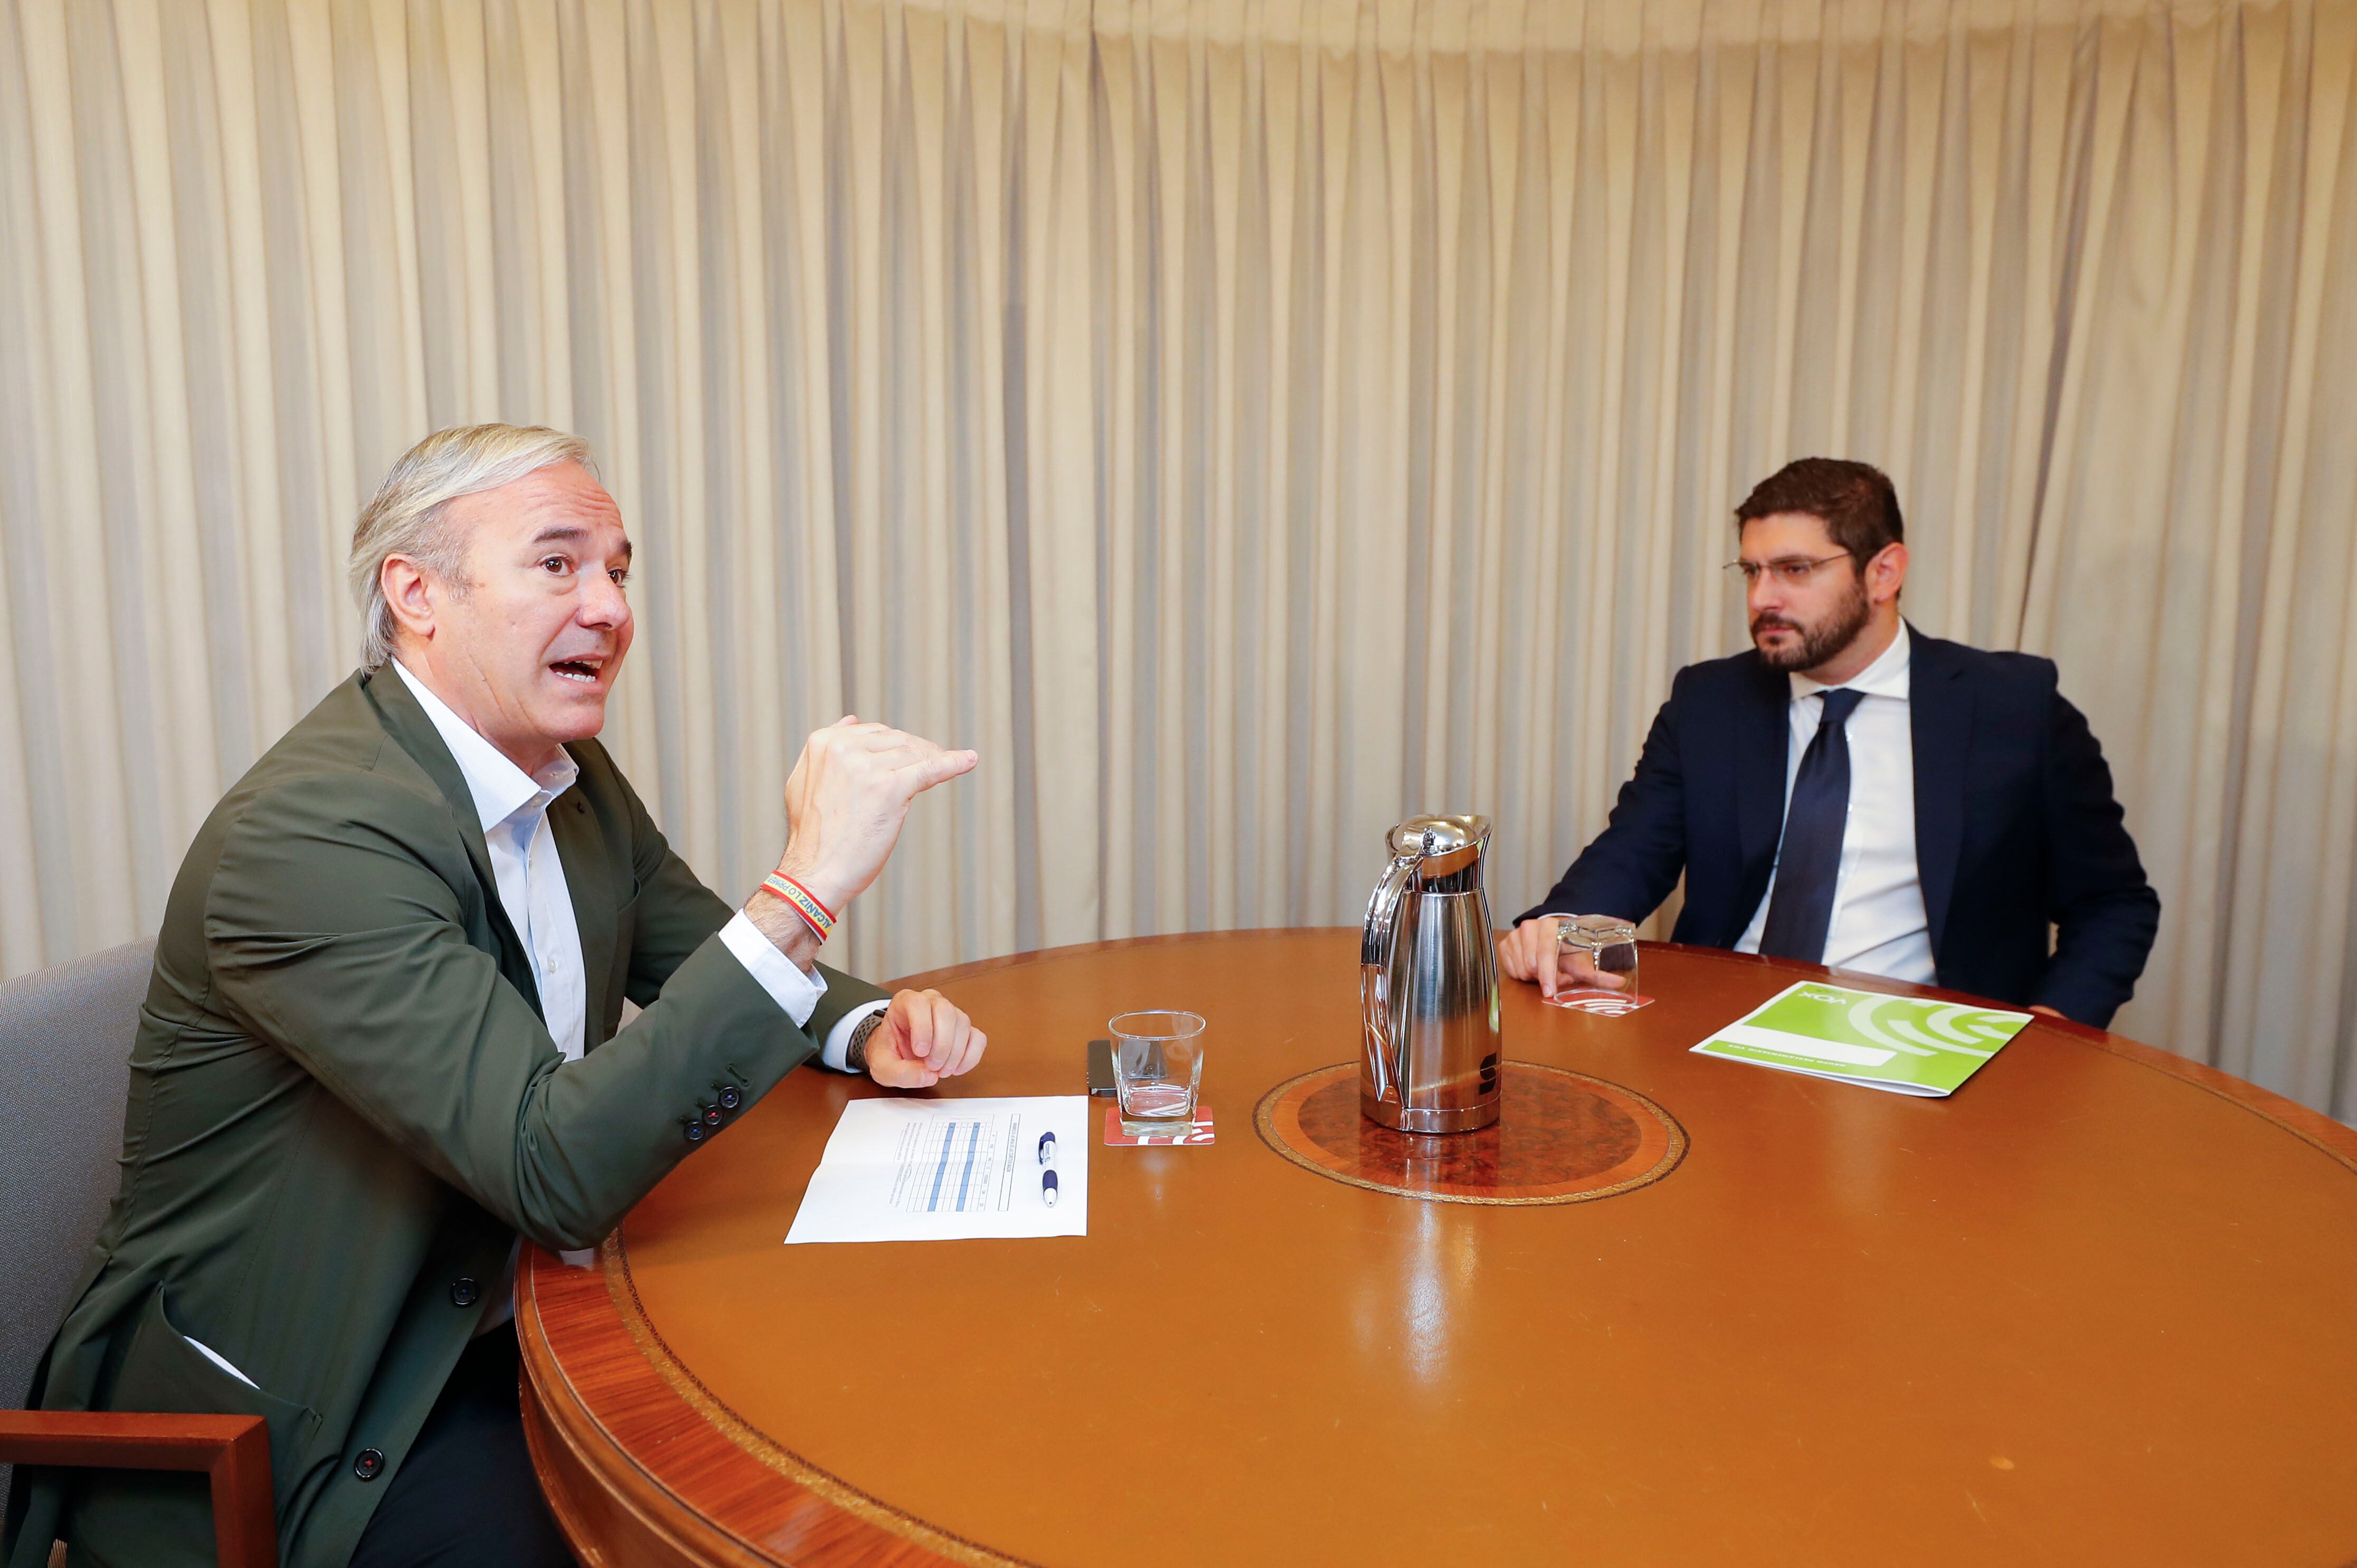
[0,1410,276,1568]
[0,1410,262,1469]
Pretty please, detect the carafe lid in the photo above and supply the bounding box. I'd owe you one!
[1387,814,1490,879]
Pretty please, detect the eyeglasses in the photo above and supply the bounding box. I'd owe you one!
[1724,552,1854,588]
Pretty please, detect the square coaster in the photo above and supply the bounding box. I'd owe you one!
[1544,990,1655,1017]
[1103,1106,1216,1146]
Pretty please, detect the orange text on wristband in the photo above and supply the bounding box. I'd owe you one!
[758,873,836,941]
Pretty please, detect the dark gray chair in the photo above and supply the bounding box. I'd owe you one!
[0,940,276,1568]
[0,942,152,1433]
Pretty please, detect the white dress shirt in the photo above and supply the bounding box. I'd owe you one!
[1733,622,1936,983]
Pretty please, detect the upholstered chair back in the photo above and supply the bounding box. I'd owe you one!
[0,940,154,1503]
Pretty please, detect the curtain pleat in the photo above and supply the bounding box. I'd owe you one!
[3,0,2354,1117]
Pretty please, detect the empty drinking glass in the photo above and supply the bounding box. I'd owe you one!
[1109,1011,1206,1134]
[1557,916,1639,995]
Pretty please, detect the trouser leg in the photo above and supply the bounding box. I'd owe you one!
[347,1326,576,1568]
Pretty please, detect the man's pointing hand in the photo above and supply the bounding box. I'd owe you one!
[775,717,978,914]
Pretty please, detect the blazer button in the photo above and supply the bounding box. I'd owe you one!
[354,1448,385,1481]
[683,1121,706,1145]
[450,1277,480,1308]
[716,1085,741,1111]
[699,1103,724,1128]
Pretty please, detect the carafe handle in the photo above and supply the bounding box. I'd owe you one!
[1359,852,1420,1102]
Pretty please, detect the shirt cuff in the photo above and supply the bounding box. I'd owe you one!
[821,1000,892,1074]
[717,911,826,1029]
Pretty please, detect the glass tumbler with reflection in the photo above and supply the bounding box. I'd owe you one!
[1109,1010,1206,1134]
[1557,916,1639,995]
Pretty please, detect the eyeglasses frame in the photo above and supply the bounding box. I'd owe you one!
[1723,550,1862,588]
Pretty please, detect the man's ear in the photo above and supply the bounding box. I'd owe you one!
[1868,541,1909,606]
[381,555,440,643]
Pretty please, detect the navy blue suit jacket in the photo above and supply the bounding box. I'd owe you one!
[1516,628,2160,1028]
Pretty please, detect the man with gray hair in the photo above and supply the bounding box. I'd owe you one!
[4,425,986,1568]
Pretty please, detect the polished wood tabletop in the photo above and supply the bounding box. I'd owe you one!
[518,932,2357,1567]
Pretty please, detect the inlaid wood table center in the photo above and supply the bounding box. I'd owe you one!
[1255,1059,1686,1203]
[519,931,2357,1567]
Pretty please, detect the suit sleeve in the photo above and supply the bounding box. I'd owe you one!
[2031,689,2161,1027]
[204,773,821,1251]
[1514,677,1691,928]
[611,771,891,1042]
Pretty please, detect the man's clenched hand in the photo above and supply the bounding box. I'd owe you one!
[864,989,988,1089]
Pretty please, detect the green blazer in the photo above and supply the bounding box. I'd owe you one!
[3,668,883,1568]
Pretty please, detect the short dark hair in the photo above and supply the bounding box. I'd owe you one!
[1735,458,1904,568]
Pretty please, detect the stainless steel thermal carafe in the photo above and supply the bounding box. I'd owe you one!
[1359,814,1503,1133]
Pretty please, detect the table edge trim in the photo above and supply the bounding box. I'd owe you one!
[597,1233,1048,1568]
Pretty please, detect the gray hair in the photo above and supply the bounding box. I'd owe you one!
[347,423,600,670]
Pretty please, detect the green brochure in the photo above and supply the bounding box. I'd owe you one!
[1691,981,2033,1097]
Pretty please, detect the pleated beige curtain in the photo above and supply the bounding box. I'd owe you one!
[3,0,2354,1116]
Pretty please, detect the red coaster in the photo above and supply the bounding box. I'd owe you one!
[1103,1107,1216,1146]
[1544,990,1655,1016]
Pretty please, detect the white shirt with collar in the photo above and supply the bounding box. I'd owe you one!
[389,660,885,1068]
[1732,621,1936,983]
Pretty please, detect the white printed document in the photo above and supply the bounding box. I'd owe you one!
[784,1095,1090,1244]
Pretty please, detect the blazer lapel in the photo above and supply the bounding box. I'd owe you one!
[361,667,542,1015]
[1909,626,1972,961]
[1733,653,1792,940]
[547,782,619,1048]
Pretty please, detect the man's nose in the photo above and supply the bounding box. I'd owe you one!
[579,572,630,628]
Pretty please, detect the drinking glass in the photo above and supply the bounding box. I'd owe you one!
[1557,916,1640,995]
[1109,1011,1206,1134]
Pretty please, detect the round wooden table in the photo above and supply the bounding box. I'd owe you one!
[517,932,2357,1566]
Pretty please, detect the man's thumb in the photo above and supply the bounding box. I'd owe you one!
[927,748,979,784]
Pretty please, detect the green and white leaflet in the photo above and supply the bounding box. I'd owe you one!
[1690,981,2032,1097]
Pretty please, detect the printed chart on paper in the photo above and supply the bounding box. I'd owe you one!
[784,1095,1091,1244]
[891,1113,1022,1214]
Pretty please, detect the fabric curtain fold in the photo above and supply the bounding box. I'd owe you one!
[2,0,2352,1116]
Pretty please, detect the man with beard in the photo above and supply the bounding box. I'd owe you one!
[1497,457,2158,1027]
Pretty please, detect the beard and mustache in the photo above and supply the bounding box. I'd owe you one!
[1750,572,1873,672]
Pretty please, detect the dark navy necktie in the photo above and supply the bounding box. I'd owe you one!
[1758,687,1868,962]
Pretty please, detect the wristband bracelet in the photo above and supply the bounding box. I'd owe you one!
[757,872,836,942]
